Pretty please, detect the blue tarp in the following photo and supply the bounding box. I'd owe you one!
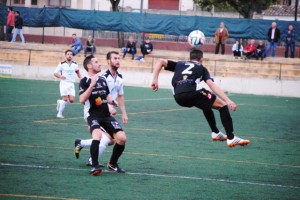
[1,4,299,41]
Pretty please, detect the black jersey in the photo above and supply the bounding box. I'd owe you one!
[165,60,213,95]
[79,76,111,119]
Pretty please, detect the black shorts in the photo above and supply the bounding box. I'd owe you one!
[174,89,216,110]
[87,115,123,137]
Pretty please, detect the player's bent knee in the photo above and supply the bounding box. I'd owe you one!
[114,131,126,145]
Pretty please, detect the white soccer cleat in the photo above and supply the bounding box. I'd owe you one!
[56,100,61,111]
[211,131,227,141]
[227,136,250,147]
[56,113,64,119]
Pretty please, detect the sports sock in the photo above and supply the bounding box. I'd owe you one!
[58,100,68,114]
[219,106,234,140]
[202,109,219,133]
[90,140,100,166]
[109,143,125,165]
[80,139,93,147]
[99,134,111,157]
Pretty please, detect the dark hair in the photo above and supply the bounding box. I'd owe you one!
[8,7,13,11]
[83,55,95,71]
[15,11,20,15]
[106,51,119,60]
[65,49,73,55]
[190,49,203,61]
[72,33,76,36]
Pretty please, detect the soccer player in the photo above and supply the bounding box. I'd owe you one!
[54,50,81,118]
[79,55,127,175]
[151,49,250,147]
[75,51,128,167]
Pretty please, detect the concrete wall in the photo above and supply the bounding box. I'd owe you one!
[9,65,300,98]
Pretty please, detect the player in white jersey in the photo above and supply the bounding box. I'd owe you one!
[74,51,128,168]
[54,50,82,118]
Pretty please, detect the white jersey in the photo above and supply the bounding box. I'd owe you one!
[102,69,124,101]
[54,60,79,83]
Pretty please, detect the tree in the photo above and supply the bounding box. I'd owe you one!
[109,0,124,47]
[0,0,7,41]
[193,0,277,18]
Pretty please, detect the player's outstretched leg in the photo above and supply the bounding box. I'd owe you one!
[107,131,126,173]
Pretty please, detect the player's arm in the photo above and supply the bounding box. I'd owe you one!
[118,95,128,124]
[106,94,118,107]
[75,69,82,79]
[79,74,98,104]
[151,59,169,91]
[54,64,66,80]
[206,79,237,111]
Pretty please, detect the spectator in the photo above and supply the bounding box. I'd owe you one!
[232,40,243,58]
[122,36,136,60]
[265,22,281,57]
[140,37,153,58]
[283,24,295,58]
[214,22,229,55]
[6,7,15,42]
[243,39,257,60]
[255,40,266,61]
[11,11,25,44]
[71,33,83,56]
[84,35,96,57]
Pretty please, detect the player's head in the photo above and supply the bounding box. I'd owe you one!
[106,51,120,70]
[65,49,73,61]
[83,55,101,73]
[190,49,203,62]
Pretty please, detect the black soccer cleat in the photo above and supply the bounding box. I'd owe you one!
[74,139,83,159]
[107,163,125,173]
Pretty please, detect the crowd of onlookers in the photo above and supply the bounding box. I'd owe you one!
[214,21,296,59]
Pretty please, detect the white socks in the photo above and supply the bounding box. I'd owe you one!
[80,133,112,157]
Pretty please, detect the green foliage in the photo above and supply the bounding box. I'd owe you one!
[193,0,278,18]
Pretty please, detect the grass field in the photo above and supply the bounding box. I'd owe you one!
[0,77,299,200]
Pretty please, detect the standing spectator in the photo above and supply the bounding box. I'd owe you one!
[71,34,83,56]
[6,7,15,42]
[140,37,153,58]
[11,11,25,44]
[122,36,136,60]
[283,24,296,58]
[214,22,229,55]
[243,39,257,60]
[84,35,96,57]
[232,40,243,58]
[265,22,281,57]
[255,40,266,61]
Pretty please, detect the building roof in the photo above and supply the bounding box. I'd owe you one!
[262,5,300,16]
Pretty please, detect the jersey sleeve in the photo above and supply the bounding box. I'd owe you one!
[118,81,124,96]
[79,77,89,95]
[54,63,62,74]
[164,60,177,72]
[203,67,214,82]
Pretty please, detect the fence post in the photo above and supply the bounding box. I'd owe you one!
[42,27,45,44]
[279,63,282,80]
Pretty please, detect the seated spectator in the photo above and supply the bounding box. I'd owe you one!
[84,35,96,57]
[243,39,257,60]
[71,33,83,56]
[140,37,153,58]
[122,36,136,60]
[255,40,266,61]
[232,40,243,58]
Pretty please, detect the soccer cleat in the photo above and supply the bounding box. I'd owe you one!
[86,157,104,168]
[56,100,61,111]
[107,163,125,173]
[56,113,64,118]
[227,136,250,147]
[74,139,83,159]
[90,165,103,176]
[211,131,227,141]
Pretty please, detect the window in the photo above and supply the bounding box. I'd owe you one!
[48,0,71,8]
[14,0,25,4]
[31,0,38,5]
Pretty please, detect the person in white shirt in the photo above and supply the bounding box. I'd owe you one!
[54,50,82,118]
[232,40,243,58]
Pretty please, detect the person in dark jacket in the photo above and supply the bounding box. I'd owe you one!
[84,35,96,57]
[122,36,136,60]
[140,37,153,58]
[265,22,281,57]
[255,40,266,61]
[283,24,296,58]
[11,11,25,43]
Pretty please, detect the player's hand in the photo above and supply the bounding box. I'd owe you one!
[61,76,66,80]
[90,74,98,87]
[151,80,159,91]
[122,113,128,124]
[226,100,237,111]
[112,100,118,107]
[109,106,117,115]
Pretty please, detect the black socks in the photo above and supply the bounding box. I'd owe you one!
[110,143,125,165]
[90,140,100,166]
[219,106,234,140]
[202,109,219,133]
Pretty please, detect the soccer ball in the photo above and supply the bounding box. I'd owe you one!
[188,30,205,47]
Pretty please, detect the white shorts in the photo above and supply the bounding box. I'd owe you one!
[60,81,75,97]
